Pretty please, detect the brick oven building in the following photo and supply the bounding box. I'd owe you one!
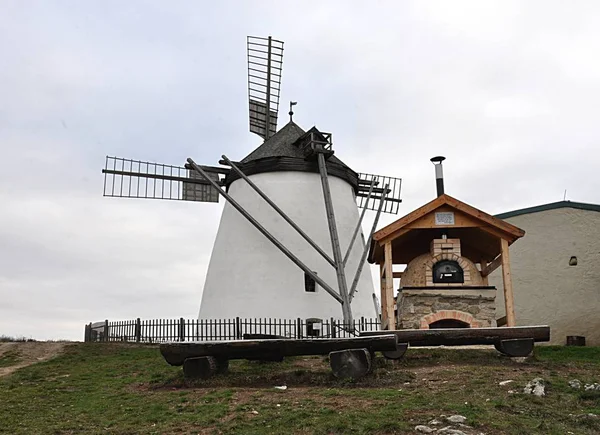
[368,194,525,330]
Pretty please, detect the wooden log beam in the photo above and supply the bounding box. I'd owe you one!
[500,238,516,327]
[160,335,399,366]
[243,333,286,340]
[359,325,550,347]
[481,255,502,277]
[393,271,403,279]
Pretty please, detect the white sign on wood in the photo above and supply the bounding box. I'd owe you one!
[435,212,455,225]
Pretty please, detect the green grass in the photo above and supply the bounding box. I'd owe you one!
[0,344,599,434]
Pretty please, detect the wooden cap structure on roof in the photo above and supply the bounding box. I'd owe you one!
[368,194,525,330]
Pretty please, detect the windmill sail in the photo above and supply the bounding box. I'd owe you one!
[356,172,402,214]
[102,156,227,202]
[247,36,284,140]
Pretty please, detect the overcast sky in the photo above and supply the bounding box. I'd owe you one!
[1,1,599,340]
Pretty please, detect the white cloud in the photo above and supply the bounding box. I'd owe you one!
[1,0,599,339]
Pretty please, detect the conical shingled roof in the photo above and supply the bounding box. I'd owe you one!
[224,121,359,190]
[241,121,306,163]
[241,121,351,169]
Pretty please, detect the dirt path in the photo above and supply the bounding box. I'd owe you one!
[0,342,69,377]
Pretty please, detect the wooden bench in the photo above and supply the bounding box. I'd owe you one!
[360,325,550,358]
[160,335,400,380]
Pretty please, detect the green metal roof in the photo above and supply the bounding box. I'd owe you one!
[495,200,600,219]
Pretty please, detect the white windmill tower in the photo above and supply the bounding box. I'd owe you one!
[101,36,402,327]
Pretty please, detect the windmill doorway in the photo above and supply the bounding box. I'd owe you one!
[429,319,470,329]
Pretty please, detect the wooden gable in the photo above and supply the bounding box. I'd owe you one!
[369,194,525,264]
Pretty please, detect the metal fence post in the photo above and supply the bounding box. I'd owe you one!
[235,317,241,340]
[104,319,109,342]
[296,318,302,339]
[179,317,185,342]
[135,318,141,343]
[332,319,337,338]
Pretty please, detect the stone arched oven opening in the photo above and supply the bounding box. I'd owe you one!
[429,319,469,329]
[419,310,481,329]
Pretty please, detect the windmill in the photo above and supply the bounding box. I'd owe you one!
[102,36,402,327]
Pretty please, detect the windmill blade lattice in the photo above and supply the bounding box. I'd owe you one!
[356,172,402,214]
[247,36,284,140]
[102,156,226,202]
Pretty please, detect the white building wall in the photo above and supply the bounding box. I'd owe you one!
[199,171,376,322]
[490,208,600,345]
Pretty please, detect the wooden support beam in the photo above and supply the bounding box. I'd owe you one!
[379,263,387,328]
[481,255,502,277]
[360,325,550,346]
[381,268,403,279]
[480,260,489,285]
[383,242,395,330]
[500,238,516,327]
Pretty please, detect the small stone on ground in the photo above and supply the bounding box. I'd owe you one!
[438,428,468,435]
[446,415,467,423]
[523,378,545,396]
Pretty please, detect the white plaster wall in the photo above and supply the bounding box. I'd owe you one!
[490,208,600,345]
[198,171,376,321]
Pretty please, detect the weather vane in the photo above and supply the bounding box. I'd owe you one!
[289,101,297,121]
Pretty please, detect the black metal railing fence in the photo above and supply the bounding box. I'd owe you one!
[84,317,381,343]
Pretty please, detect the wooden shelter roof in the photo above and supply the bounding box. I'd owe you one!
[368,194,525,264]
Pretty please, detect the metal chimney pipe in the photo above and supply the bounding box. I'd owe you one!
[430,156,446,196]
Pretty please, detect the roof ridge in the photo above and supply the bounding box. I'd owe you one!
[496,200,600,219]
[373,193,525,243]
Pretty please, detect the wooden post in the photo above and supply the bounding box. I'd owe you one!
[383,242,395,329]
[500,238,516,327]
[379,263,387,329]
[480,259,489,285]
[84,324,90,342]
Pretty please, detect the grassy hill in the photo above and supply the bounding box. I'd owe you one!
[1,343,599,434]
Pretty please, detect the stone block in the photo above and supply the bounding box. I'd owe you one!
[467,305,481,315]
